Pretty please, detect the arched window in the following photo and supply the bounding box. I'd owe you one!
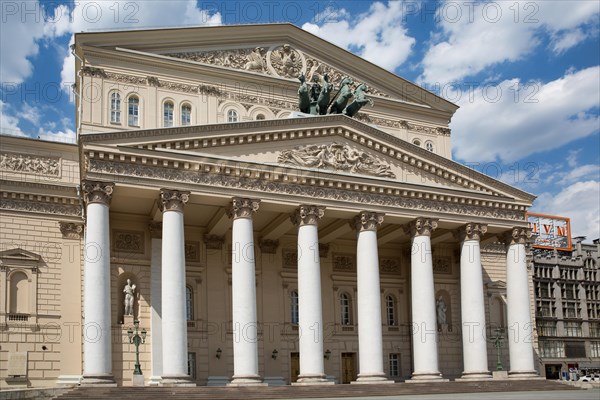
[412,139,421,146]
[186,286,193,321]
[425,141,434,152]
[386,295,397,326]
[256,114,265,120]
[181,104,192,126]
[227,109,238,123]
[128,96,139,127]
[290,290,299,325]
[110,92,121,123]
[340,293,352,325]
[9,271,29,314]
[164,101,174,127]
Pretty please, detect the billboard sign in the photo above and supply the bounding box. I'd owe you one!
[527,213,572,251]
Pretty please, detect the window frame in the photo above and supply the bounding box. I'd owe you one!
[163,101,175,128]
[109,91,121,124]
[127,95,140,127]
[227,109,238,123]
[181,103,192,126]
[340,292,352,326]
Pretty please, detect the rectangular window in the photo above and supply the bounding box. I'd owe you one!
[564,321,582,337]
[540,341,565,358]
[590,322,600,337]
[565,341,586,358]
[164,103,174,127]
[537,321,557,336]
[181,105,191,126]
[128,98,139,127]
[590,341,600,358]
[388,353,400,377]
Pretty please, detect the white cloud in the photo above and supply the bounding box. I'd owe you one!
[533,180,600,241]
[302,1,416,71]
[60,0,222,97]
[37,127,76,144]
[20,103,42,125]
[419,0,599,84]
[0,101,25,137]
[450,66,600,163]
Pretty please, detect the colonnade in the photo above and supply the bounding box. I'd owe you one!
[80,181,538,386]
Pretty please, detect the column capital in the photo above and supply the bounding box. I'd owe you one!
[404,217,438,237]
[59,221,84,239]
[457,223,488,242]
[353,211,384,232]
[159,189,190,212]
[227,197,260,220]
[504,227,534,246]
[149,222,163,239]
[81,180,114,205]
[291,205,325,226]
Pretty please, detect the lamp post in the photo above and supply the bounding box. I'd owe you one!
[493,328,504,371]
[127,319,147,376]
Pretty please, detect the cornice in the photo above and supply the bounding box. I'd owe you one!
[0,189,81,217]
[86,158,527,223]
[80,116,534,202]
[0,180,79,198]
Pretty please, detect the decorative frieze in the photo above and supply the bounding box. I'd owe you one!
[88,159,527,221]
[204,234,224,250]
[278,143,395,178]
[433,256,452,274]
[405,217,438,237]
[457,222,488,242]
[81,180,114,206]
[226,197,260,220]
[113,230,144,254]
[81,66,106,77]
[0,153,60,176]
[355,114,451,136]
[380,258,401,274]
[353,212,384,232]
[148,222,163,239]
[291,205,325,226]
[185,241,200,261]
[259,239,279,254]
[0,197,80,217]
[159,189,189,212]
[59,222,84,239]
[333,253,356,272]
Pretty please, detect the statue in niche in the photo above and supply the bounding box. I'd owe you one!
[123,279,136,316]
[343,83,373,117]
[329,77,354,114]
[244,47,265,72]
[436,295,447,326]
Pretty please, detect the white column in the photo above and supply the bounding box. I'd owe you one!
[505,227,538,378]
[160,189,194,386]
[81,180,115,386]
[407,218,445,382]
[459,223,491,380]
[149,222,163,385]
[228,198,264,386]
[352,212,393,384]
[292,206,332,385]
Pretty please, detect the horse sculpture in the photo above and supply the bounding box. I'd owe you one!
[343,84,372,117]
[316,73,332,115]
[298,73,310,114]
[328,77,354,114]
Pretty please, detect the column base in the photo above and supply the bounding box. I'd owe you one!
[406,372,449,383]
[160,375,196,387]
[147,376,162,386]
[56,375,82,386]
[351,373,395,384]
[227,375,267,386]
[508,370,543,380]
[80,374,117,387]
[456,371,492,381]
[293,374,335,385]
[492,371,509,380]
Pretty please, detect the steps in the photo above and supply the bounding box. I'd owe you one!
[53,380,580,400]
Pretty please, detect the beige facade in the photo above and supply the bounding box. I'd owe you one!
[1,24,540,388]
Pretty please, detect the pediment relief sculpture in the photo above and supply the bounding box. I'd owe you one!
[164,44,388,97]
[277,142,395,178]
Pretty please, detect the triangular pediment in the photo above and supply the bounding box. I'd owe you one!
[75,24,456,113]
[0,248,41,265]
[80,115,534,204]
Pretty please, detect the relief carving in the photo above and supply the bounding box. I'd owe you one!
[0,198,80,216]
[333,253,355,272]
[433,256,452,274]
[113,230,144,254]
[269,44,303,78]
[0,153,60,176]
[282,248,298,269]
[380,258,401,274]
[185,241,200,261]
[277,143,395,178]
[59,222,84,239]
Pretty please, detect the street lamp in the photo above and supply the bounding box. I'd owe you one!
[127,319,146,375]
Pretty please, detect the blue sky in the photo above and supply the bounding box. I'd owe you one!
[1,1,599,240]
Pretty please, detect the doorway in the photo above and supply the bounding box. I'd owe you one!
[290,352,300,383]
[341,352,356,384]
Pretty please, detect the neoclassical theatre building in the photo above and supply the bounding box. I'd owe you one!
[1,24,541,387]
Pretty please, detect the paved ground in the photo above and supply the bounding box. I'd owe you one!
[273,389,600,400]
